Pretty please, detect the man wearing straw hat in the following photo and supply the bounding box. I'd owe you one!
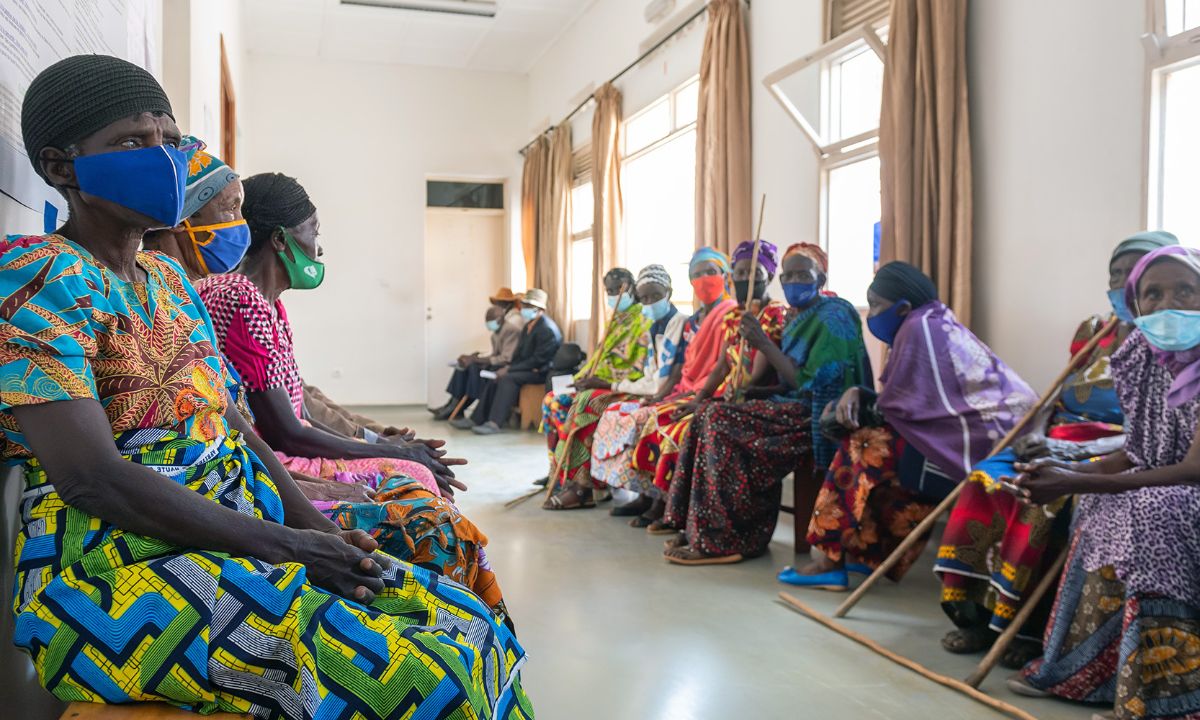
[453,288,562,434]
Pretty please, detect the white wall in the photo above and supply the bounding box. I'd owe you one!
[968,0,1147,390]
[161,0,245,156]
[523,0,825,298]
[239,55,528,405]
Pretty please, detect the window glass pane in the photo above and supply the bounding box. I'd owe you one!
[674,78,700,129]
[1166,0,1200,35]
[570,181,593,235]
[426,181,503,209]
[571,237,595,320]
[833,47,884,141]
[1161,63,1200,247]
[624,98,672,157]
[622,128,697,309]
[826,155,881,305]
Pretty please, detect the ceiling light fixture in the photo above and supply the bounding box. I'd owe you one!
[340,0,497,18]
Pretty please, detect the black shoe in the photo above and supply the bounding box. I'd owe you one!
[427,401,451,415]
[433,405,455,421]
[533,476,549,487]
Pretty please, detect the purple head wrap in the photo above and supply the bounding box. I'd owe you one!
[1126,245,1200,407]
[731,239,780,276]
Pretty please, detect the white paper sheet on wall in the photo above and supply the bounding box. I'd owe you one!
[0,0,159,217]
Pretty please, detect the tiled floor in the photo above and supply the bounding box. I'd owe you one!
[368,406,1098,720]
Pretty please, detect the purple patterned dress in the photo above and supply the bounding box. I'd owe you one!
[1023,333,1200,719]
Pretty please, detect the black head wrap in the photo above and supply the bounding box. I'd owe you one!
[869,261,939,308]
[241,173,317,253]
[604,267,635,290]
[22,55,174,181]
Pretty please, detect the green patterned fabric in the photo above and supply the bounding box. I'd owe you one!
[579,305,652,385]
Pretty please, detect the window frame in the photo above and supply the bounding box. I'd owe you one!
[761,24,887,161]
[1144,0,1200,230]
[622,75,701,164]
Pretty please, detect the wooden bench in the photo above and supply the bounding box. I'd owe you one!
[515,383,546,430]
[62,704,249,719]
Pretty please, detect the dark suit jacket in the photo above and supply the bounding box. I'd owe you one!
[508,313,562,373]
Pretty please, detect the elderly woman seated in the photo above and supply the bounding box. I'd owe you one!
[5,55,530,718]
[1007,245,1200,720]
[782,262,1037,591]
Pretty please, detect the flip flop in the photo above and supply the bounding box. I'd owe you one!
[646,520,679,535]
[777,566,849,591]
[542,488,595,511]
[611,501,651,517]
[664,548,743,566]
[1005,675,1051,699]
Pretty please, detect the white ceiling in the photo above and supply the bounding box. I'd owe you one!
[242,0,598,73]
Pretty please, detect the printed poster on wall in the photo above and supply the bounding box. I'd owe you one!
[0,0,159,219]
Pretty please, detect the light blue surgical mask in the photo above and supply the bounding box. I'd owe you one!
[486,319,501,333]
[607,292,634,312]
[642,298,672,321]
[1108,288,1135,324]
[520,307,539,322]
[1133,309,1200,352]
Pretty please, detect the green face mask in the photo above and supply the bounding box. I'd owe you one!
[276,227,325,290]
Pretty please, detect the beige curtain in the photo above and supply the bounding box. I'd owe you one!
[695,0,751,255]
[519,136,547,286]
[879,0,973,324]
[590,83,624,348]
[534,124,573,335]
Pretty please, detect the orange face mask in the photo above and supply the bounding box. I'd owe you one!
[691,274,726,304]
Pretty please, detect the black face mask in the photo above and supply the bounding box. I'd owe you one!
[734,279,767,304]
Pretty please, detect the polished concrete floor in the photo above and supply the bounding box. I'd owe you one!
[370,406,1098,720]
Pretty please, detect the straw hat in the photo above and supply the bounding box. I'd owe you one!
[489,287,520,303]
[520,288,548,310]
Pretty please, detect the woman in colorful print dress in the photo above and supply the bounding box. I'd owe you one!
[5,55,530,719]
[933,231,1177,669]
[540,267,649,507]
[590,248,737,527]
[1008,246,1200,720]
[783,261,1036,591]
[634,240,789,531]
[662,245,871,564]
[543,266,692,511]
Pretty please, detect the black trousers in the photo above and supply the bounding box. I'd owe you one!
[445,364,490,401]
[470,369,544,426]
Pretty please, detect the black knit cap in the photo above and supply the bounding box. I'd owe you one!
[241,173,317,251]
[869,261,939,308]
[22,54,174,181]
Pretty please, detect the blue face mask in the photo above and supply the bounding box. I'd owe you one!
[185,218,251,274]
[642,297,673,322]
[70,145,188,228]
[867,301,910,345]
[1108,288,1135,324]
[783,282,820,308]
[1133,309,1200,352]
[520,307,539,322]
[607,293,634,312]
[486,319,501,333]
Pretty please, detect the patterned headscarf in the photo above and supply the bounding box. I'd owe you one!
[1126,245,1200,407]
[783,242,829,274]
[636,264,673,290]
[731,239,780,276]
[180,136,238,218]
[689,246,730,275]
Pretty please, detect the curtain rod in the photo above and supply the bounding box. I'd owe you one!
[517,0,749,156]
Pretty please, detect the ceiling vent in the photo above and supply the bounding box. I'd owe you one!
[340,0,497,18]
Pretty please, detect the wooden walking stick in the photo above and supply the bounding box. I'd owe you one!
[832,316,1120,619]
[964,545,1070,688]
[729,195,767,403]
[505,278,632,509]
[778,593,1039,720]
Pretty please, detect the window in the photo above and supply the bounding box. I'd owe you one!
[765,25,886,304]
[426,181,505,209]
[1147,1,1200,239]
[621,77,700,310]
[569,178,594,320]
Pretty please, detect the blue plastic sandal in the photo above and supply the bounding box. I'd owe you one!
[846,563,872,575]
[777,566,849,591]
